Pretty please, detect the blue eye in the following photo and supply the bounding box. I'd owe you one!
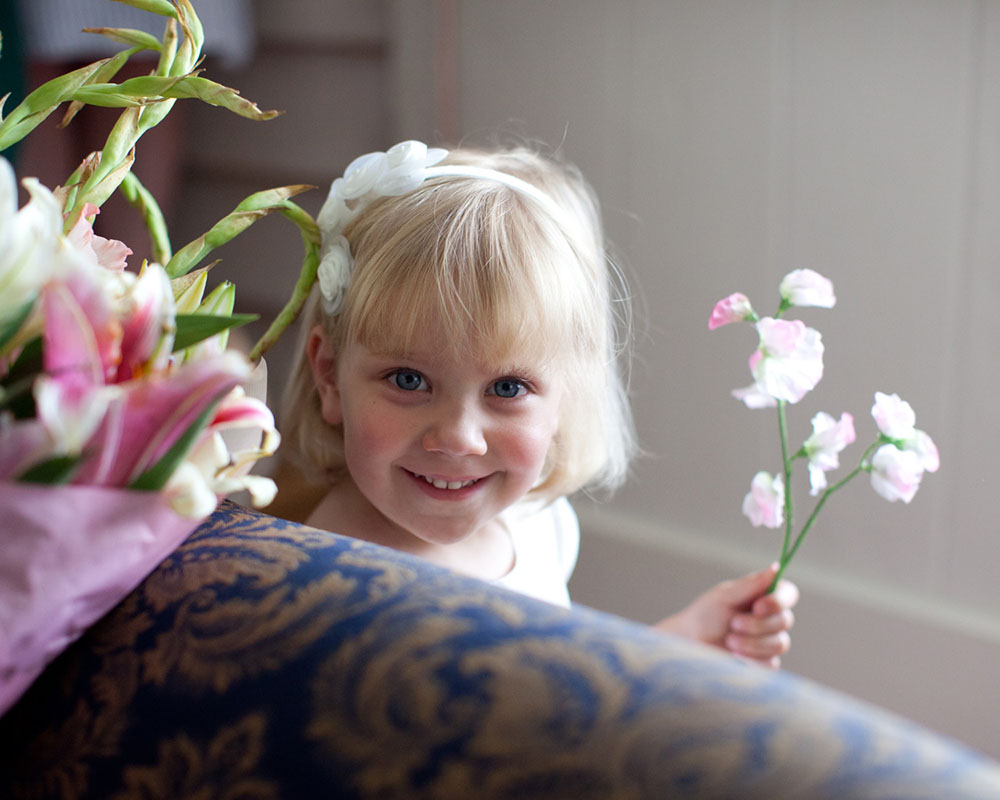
[490,378,526,398]
[392,370,426,391]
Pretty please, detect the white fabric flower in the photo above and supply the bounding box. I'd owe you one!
[317,235,353,315]
[314,141,449,314]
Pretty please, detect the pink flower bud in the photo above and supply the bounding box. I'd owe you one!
[709,292,754,330]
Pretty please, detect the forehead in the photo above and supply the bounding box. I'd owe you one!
[357,306,557,374]
[348,270,572,364]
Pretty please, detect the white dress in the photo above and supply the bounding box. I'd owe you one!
[493,497,579,609]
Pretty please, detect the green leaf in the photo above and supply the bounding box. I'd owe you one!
[128,390,225,492]
[82,26,163,52]
[172,312,257,352]
[18,454,82,485]
[2,335,42,419]
[155,75,281,120]
[112,0,178,18]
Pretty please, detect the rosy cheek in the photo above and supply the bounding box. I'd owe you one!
[341,398,400,456]
[498,419,558,473]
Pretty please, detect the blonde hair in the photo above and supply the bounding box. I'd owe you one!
[281,145,635,501]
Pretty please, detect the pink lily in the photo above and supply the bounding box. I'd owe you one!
[162,386,279,517]
[79,350,251,487]
[65,203,132,272]
[116,265,175,381]
[36,281,118,457]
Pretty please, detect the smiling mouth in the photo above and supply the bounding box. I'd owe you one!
[411,471,480,491]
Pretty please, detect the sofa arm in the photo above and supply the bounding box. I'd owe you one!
[2,500,998,799]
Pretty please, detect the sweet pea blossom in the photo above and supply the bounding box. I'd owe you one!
[871,391,916,440]
[902,428,940,474]
[731,383,778,409]
[802,411,856,495]
[708,292,755,330]
[746,317,824,404]
[869,444,924,503]
[742,471,784,528]
[870,391,939,476]
[779,268,836,308]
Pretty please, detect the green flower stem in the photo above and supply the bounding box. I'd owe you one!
[767,439,883,593]
[165,185,312,279]
[119,171,171,264]
[777,399,794,565]
[248,201,321,362]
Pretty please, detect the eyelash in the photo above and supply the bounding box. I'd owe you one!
[386,370,530,398]
[389,369,427,392]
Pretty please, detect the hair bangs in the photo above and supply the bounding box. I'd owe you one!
[343,184,591,373]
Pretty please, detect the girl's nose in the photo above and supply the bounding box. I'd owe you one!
[422,403,488,456]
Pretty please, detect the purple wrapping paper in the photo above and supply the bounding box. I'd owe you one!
[0,483,197,715]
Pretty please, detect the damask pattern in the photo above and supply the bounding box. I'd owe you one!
[2,501,999,799]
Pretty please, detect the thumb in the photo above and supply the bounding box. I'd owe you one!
[717,563,779,609]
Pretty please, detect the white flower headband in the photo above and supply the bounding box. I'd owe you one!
[315,140,567,315]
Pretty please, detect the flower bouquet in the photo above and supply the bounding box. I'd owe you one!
[0,0,323,714]
[710,269,940,589]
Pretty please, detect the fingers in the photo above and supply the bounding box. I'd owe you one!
[751,577,800,617]
[725,629,791,666]
[731,607,795,638]
[725,569,799,669]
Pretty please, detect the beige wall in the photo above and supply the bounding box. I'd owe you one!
[176,1,1000,758]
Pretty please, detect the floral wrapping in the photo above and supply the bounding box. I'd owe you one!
[0,483,196,715]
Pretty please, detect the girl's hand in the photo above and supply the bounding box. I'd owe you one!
[654,564,799,668]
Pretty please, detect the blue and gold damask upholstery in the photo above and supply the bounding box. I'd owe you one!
[2,500,1000,799]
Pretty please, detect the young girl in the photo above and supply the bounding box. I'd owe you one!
[282,140,798,667]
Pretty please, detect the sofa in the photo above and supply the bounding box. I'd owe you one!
[2,500,999,799]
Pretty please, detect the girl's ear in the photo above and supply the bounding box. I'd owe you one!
[307,326,343,426]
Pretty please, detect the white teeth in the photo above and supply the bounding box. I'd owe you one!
[420,474,476,490]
